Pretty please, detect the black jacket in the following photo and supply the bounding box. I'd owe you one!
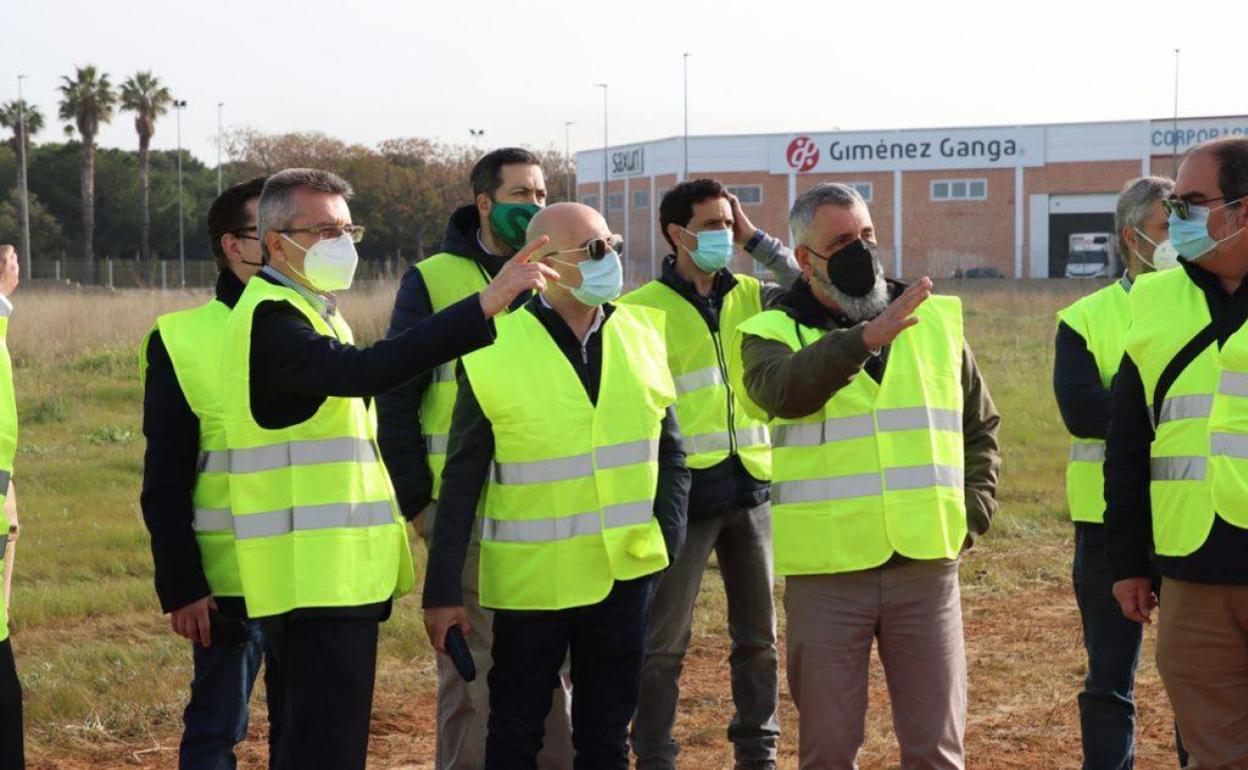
[653,256,777,521]
[1105,260,1248,585]
[375,205,530,521]
[422,296,691,609]
[141,270,247,617]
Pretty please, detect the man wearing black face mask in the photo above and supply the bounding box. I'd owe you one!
[376,148,574,770]
[726,183,1001,769]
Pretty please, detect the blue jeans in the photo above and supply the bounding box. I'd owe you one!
[180,618,280,770]
[1073,524,1188,770]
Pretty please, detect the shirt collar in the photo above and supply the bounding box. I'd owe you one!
[260,266,337,319]
[537,294,605,345]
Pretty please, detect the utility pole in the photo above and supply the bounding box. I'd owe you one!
[595,83,608,216]
[16,75,31,277]
[565,121,576,202]
[217,102,224,195]
[174,99,188,288]
[469,128,485,149]
[1172,48,1181,177]
[683,53,689,180]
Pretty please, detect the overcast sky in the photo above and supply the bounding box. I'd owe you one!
[6,0,1244,166]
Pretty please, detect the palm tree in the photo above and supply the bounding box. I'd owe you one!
[0,101,44,156]
[58,65,117,269]
[120,72,173,263]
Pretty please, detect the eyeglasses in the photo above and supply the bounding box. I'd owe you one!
[278,224,367,243]
[1162,196,1242,221]
[231,227,260,242]
[546,234,624,261]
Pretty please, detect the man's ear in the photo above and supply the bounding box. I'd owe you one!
[476,192,493,220]
[794,244,814,277]
[1120,226,1139,256]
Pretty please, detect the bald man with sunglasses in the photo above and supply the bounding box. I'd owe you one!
[423,202,691,769]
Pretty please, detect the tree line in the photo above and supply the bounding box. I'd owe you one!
[0,66,575,269]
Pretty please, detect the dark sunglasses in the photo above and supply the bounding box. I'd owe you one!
[547,234,624,261]
[1162,196,1242,221]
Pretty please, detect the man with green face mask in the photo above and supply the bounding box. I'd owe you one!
[376,147,573,769]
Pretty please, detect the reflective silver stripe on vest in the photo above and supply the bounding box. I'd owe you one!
[877,407,962,433]
[684,426,770,455]
[229,437,378,474]
[481,500,654,543]
[773,416,875,448]
[199,451,230,474]
[1211,432,1248,459]
[425,434,449,455]
[736,425,770,448]
[1069,443,1107,462]
[232,500,396,540]
[674,366,724,396]
[1150,456,1207,481]
[772,473,883,505]
[494,441,658,484]
[1220,372,1248,398]
[431,362,456,384]
[595,440,659,469]
[1158,395,1213,425]
[885,464,963,492]
[193,508,234,533]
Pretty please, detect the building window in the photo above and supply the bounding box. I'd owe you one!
[727,185,763,205]
[581,195,599,209]
[931,178,987,201]
[607,193,625,212]
[632,190,650,209]
[848,182,873,202]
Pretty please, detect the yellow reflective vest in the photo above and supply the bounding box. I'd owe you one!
[621,274,771,479]
[1122,268,1220,556]
[0,303,16,641]
[729,297,967,576]
[221,277,414,618]
[461,304,675,611]
[413,252,492,502]
[140,299,241,596]
[1055,280,1131,523]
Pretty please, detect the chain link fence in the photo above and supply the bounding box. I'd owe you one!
[25,258,410,289]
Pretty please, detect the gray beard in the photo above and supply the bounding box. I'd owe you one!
[812,268,890,322]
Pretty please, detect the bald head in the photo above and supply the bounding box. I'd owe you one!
[527,202,610,257]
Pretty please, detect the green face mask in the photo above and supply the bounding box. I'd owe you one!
[488,201,541,252]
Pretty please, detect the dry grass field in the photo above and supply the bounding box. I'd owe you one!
[5,278,1183,769]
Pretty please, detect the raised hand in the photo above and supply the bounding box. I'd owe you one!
[479,235,561,317]
[863,277,932,350]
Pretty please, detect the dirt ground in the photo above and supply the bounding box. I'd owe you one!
[30,580,1179,770]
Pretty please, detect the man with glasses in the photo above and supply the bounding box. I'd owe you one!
[140,177,281,769]
[1106,136,1248,769]
[423,201,691,769]
[1052,175,1192,770]
[376,147,573,770]
[219,168,555,769]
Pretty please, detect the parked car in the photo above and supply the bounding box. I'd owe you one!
[953,267,1005,279]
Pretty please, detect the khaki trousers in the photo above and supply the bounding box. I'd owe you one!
[784,559,966,770]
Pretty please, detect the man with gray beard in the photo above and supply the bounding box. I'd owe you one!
[726,183,1001,769]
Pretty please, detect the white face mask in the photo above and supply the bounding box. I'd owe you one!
[1132,228,1181,272]
[280,233,359,292]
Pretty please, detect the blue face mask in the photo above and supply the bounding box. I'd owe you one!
[1169,198,1245,260]
[552,249,624,306]
[679,226,734,273]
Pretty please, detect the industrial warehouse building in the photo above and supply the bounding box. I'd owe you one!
[575,115,1248,283]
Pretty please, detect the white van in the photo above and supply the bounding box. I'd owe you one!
[1066,233,1113,278]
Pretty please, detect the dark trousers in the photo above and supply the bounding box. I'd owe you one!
[181,619,281,770]
[0,640,22,770]
[1073,524,1188,770]
[265,617,379,770]
[487,576,655,770]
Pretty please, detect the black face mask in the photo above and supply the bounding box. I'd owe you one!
[809,239,879,297]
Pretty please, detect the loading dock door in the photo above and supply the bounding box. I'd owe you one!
[1045,194,1119,278]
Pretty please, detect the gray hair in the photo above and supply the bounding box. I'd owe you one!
[789,183,867,247]
[1114,175,1173,258]
[258,168,354,245]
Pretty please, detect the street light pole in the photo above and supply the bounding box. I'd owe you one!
[217,102,224,195]
[595,83,608,216]
[1172,48,1181,177]
[15,75,31,278]
[683,53,689,180]
[174,99,187,288]
[565,121,576,203]
[470,128,485,149]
